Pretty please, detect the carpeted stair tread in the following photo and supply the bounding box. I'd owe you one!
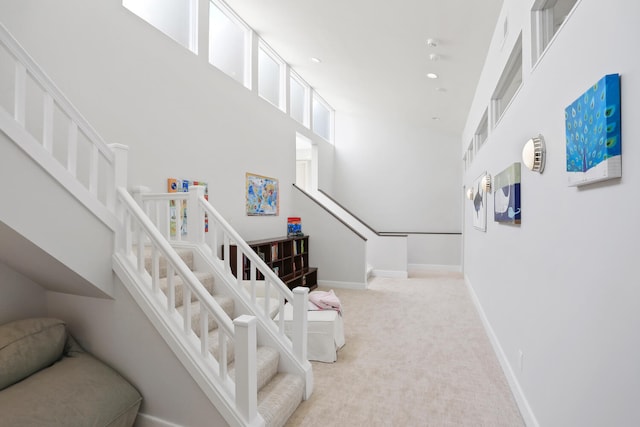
[159,270,215,307]
[144,246,194,277]
[257,372,305,427]
[229,346,280,392]
[178,296,235,337]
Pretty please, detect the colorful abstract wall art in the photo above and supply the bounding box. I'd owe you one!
[472,173,487,231]
[246,173,279,216]
[494,163,521,224]
[565,74,621,186]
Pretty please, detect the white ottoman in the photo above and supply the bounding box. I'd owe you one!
[276,303,345,363]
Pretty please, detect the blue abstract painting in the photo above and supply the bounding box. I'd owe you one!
[246,173,279,216]
[494,163,521,224]
[565,74,621,186]
[472,173,487,231]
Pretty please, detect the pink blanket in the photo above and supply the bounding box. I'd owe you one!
[308,290,342,315]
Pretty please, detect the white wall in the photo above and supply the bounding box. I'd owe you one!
[333,111,462,233]
[333,112,462,267]
[0,0,333,243]
[292,189,367,288]
[462,1,640,426]
[0,261,46,325]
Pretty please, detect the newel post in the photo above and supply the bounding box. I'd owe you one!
[188,185,206,243]
[234,315,258,424]
[109,143,129,190]
[292,287,309,362]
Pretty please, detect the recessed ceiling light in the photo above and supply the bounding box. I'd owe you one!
[310,57,322,63]
[426,38,438,48]
[432,116,440,121]
[429,53,440,61]
[426,73,439,79]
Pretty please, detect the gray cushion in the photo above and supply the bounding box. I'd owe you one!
[0,350,142,427]
[0,318,66,391]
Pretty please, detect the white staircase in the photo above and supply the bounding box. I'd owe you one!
[0,23,312,427]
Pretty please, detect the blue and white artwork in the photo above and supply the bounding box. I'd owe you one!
[494,163,521,224]
[246,173,279,216]
[472,173,487,231]
[565,74,621,186]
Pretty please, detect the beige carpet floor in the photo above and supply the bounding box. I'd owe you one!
[285,270,524,427]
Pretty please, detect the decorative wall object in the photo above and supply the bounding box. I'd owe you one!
[565,73,621,186]
[522,135,546,173]
[246,173,279,216]
[472,173,487,231]
[167,178,209,237]
[494,163,521,224]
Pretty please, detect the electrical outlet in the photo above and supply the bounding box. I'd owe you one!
[518,350,524,373]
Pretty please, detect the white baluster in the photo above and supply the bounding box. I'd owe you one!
[167,264,175,312]
[89,144,99,197]
[292,287,309,362]
[152,246,160,292]
[188,185,205,243]
[108,144,129,210]
[200,311,209,357]
[234,315,257,424]
[14,62,26,126]
[67,122,78,177]
[183,287,192,335]
[42,93,53,153]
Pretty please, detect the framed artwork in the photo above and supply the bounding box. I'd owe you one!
[472,173,487,231]
[167,178,209,237]
[494,163,521,224]
[246,173,279,216]
[565,73,621,186]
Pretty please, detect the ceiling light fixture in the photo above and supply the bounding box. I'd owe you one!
[426,73,439,79]
[426,38,438,48]
[432,116,440,121]
[429,53,440,61]
[310,57,322,63]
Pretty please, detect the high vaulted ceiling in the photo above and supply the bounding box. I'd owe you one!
[223,0,503,136]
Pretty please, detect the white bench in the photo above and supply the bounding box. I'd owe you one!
[276,303,345,363]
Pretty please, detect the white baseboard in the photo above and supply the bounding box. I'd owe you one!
[371,269,408,279]
[135,413,183,427]
[408,263,462,272]
[464,275,539,427]
[318,280,367,290]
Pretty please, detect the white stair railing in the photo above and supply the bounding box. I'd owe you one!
[138,185,309,364]
[115,187,262,426]
[0,24,126,228]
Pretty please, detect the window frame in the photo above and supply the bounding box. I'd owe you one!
[208,0,252,88]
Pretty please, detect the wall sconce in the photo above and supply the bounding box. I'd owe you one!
[466,187,474,200]
[522,135,546,173]
[481,174,492,193]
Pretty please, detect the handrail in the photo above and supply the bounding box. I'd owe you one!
[0,24,114,162]
[317,188,461,235]
[119,187,235,337]
[139,186,309,363]
[116,187,265,423]
[293,184,367,241]
[0,23,123,215]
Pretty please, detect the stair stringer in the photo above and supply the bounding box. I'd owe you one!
[185,242,314,400]
[112,251,266,427]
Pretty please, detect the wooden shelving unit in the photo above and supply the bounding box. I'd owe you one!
[227,235,317,291]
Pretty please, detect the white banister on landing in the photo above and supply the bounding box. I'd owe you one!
[0,23,123,228]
